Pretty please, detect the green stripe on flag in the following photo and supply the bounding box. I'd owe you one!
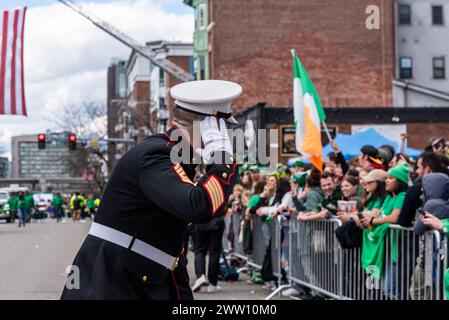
[293,52,326,122]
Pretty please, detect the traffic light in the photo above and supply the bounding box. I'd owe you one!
[38,134,46,150]
[68,133,77,150]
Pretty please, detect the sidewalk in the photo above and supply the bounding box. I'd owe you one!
[187,252,288,300]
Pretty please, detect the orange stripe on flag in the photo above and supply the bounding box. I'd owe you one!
[303,104,323,172]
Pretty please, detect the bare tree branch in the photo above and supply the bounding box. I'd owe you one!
[43,100,109,194]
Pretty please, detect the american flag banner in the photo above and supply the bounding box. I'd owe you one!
[0,7,27,116]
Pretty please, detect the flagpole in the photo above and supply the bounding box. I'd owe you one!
[321,121,333,142]
[291,48,333,142]
[290,49,296,58]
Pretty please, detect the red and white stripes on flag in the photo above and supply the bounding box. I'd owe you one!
[0,7,27,116]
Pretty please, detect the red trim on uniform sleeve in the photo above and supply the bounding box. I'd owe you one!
[212,163,238,185]
[171,272,181,300]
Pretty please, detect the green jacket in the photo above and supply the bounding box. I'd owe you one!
[293,187,325,212]
[8,196,19,211]
[52,196,64,209]
[87,198,95,209]
[322,185,342,215]
[25,194,34,209]
[18,197,26,209]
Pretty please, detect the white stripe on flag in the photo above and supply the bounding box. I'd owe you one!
[15,8,24,115]
[294,77,305,152]
[0,7,26,116]
[3,10,15,115]
[0,11,7,114]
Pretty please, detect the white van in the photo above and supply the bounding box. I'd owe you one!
[0,189,11,222]
[0,186,30,223]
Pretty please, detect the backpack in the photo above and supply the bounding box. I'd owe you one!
[73,197,81,210]
[219,250,239,282]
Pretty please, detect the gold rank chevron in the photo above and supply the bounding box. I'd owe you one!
[173,163,195,186]
[203,176,225,214]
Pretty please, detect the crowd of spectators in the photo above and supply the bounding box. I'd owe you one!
[223,134,449,300]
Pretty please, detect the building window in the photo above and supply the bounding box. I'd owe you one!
[159,68,165,87]
[198,4,206,29]
[432,5,444,25]
[400,57,413,79]
[398,4,411,25]
[199,56,205,80]
[159,97,165,109]
[433,57,445,79]
[118,73,127,98]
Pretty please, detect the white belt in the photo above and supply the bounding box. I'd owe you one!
[88,222,180,271]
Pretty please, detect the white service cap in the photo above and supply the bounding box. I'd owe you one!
[170,80,242,124]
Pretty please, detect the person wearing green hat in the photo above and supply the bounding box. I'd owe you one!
[361,163,409,299]
[290,160,306,175]
[273,172,307,219]
[274,163,288,180]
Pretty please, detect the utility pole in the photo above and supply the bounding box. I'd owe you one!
[57,0,193,82]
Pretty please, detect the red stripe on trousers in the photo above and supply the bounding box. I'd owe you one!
[0,11,9,115]
[20,7,26,116]
[10,9,20,115]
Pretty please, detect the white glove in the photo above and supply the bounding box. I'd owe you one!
[196,116,232,164]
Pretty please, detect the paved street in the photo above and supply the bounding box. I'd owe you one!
[0,219,279,300]
[0,219,90,299]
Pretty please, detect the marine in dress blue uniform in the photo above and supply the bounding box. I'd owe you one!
[61,80,242,300]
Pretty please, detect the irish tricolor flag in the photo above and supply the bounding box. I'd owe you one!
[292,50,326,172]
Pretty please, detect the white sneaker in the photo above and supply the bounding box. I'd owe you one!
[192,275,208,292]
[281,288,300,297]
[207,284,222,293]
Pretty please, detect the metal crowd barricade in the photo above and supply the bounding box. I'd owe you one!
[340,226,442,300]
[225,211,246,260]
[270,215,283,280]
[278,217,343,300]
[248,214,271,269]
[223,213,270,270]
[226,210,448,300]
[222,214,231,253]
[443,234,448,300]
[270,217,445,300]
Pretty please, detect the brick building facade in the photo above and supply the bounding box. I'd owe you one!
[208,0,395,111]
[187,0,449,161]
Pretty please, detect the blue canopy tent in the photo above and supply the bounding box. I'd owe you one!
[322,128,422,160]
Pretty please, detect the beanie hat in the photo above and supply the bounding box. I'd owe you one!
[388,163,410,184]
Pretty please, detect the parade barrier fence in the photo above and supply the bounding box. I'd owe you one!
[444,234,448,300]
[224,213,448,300]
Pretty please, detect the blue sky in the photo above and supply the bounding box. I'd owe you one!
[0,0,193,157]
[1,0,191,15]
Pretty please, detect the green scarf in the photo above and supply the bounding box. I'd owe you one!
[361,193,405,279]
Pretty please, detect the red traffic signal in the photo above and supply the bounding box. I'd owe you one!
[68,133,77,150]
[38,134,46,149]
